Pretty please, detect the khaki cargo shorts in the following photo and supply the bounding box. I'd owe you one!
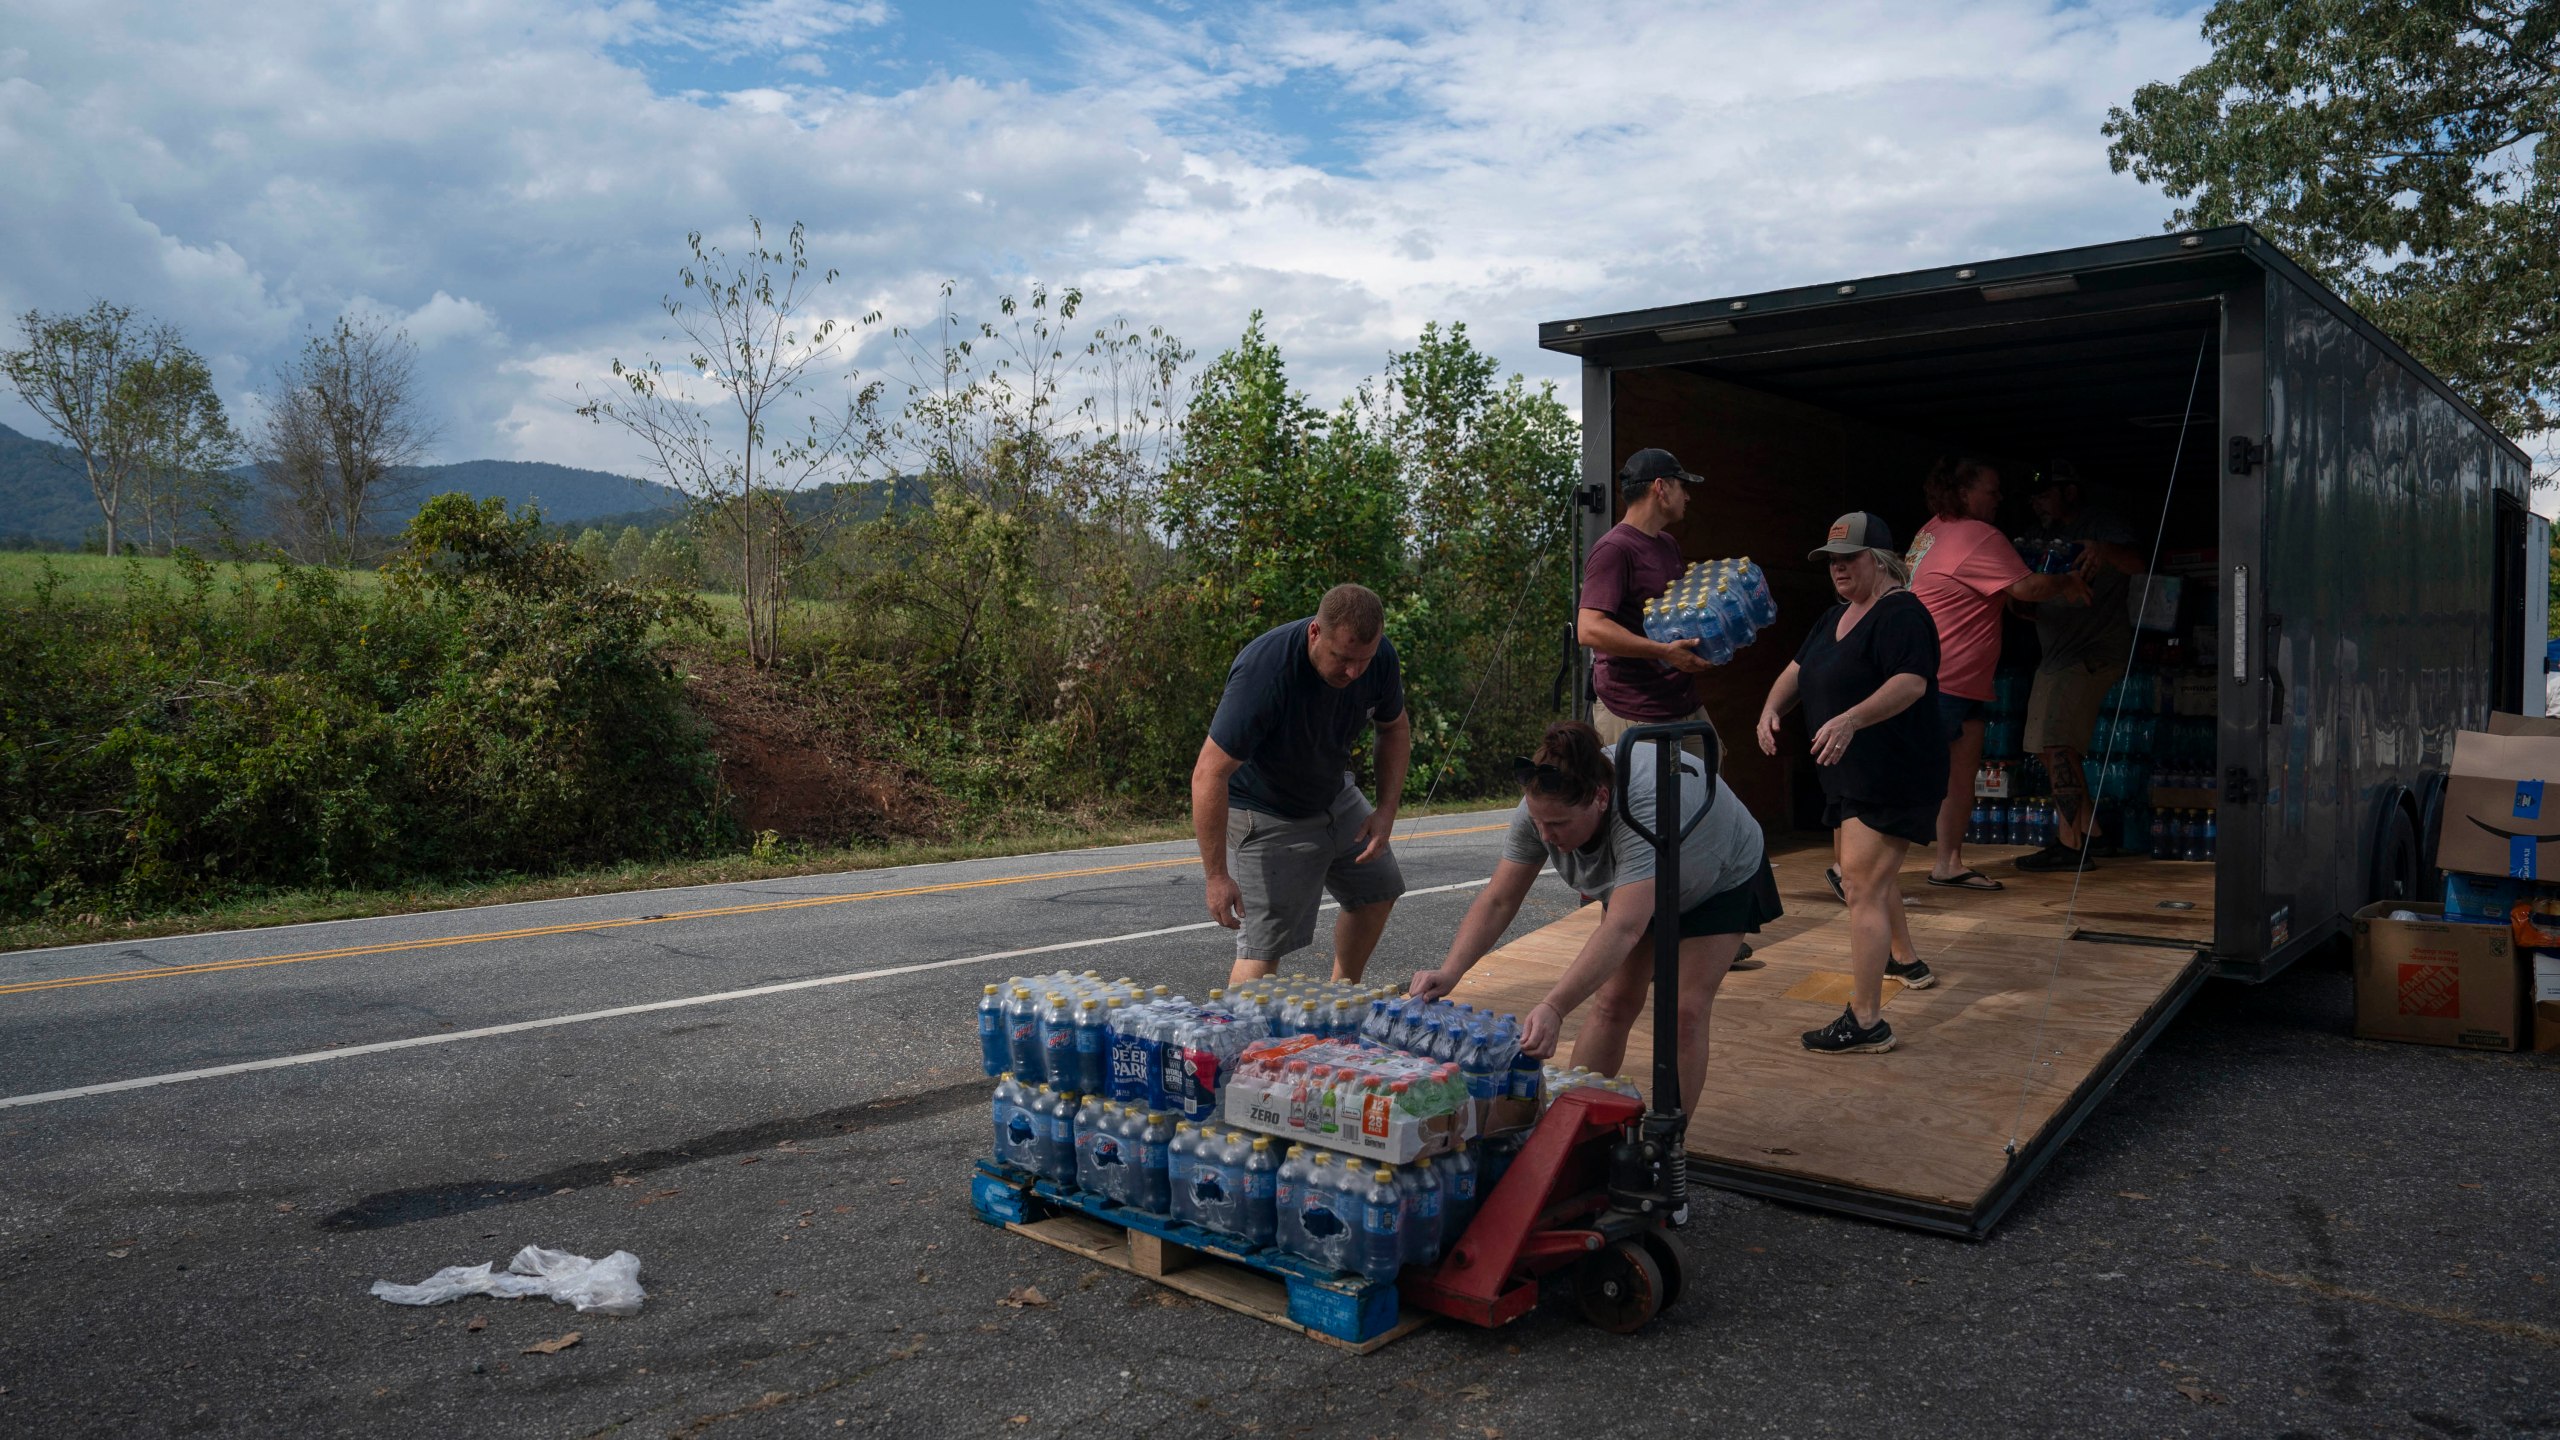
[1226,782,1405,963]
[2025,658,2127,754]
[1591,700,1718,768]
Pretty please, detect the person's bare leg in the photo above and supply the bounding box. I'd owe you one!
[1227,956,1278,988]
[2045,745,2093,850]
[1931,718,1986,880]
[1886,869,1918,965]
[1328,899,1394,983]
[1571,937,1649,1080]
[1670,933,1740,1116]
[1839,819,1911,1027]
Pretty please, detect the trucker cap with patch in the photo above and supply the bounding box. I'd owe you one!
[1618,447,1703,492]
[1809,511,1897,560]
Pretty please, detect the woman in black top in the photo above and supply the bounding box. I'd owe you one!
[1756,512,1947,1055]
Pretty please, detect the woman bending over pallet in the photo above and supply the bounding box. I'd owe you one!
[1406,719,1781,1120]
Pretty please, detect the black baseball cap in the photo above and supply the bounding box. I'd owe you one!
[2025,460,2080,493]
[1618,448,1702,492]
[1808,511,1897,560]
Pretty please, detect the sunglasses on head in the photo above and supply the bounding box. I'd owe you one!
[1511,757,1584,794]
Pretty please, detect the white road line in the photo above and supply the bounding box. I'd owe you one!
[0,874,1544,1111]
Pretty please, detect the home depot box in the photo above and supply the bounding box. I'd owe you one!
[2438,730,2560,880]
[2350,902,2524,1050]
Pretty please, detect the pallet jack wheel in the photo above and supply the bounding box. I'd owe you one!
[1638,1230,1688,1312]
[1576,1239,1667,1333]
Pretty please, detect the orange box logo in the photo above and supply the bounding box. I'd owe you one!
[1362,1095,1390,1138]
[2397,961,2459,1018]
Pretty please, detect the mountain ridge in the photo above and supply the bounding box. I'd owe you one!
[0,420,684,546]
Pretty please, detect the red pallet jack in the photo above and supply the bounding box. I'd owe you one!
[1403,720,1712,1333]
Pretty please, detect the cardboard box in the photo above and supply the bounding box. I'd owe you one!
[2537,1000,2560,1054]
[1223,1078,1460,1164]
[2535,953,2560,1005]
[2442,872,2534,925]
[2131,574,2182,633]
[2350,902,2524,1050]
[2487,712,2560,738]
[2439,730,2560,880]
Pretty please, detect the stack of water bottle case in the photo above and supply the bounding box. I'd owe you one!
[977,971,1642,1282]
[1637,557,1780,663]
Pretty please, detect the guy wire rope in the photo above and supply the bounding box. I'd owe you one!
[2001,331,2213,1160]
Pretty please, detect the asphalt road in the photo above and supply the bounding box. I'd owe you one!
[0,813,2553,1439]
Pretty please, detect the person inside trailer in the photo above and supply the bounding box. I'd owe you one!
[1406,718,1779,1125]
[2012,461,2145,873]
[1905,457,2089,893]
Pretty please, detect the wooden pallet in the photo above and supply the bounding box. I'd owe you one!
[969,1163,1431,1353]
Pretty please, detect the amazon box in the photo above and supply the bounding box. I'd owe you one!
[2439,730,2560,880]
[2351,902,2523,1050]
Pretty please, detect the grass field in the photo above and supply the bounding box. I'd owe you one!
[0,551,390,604]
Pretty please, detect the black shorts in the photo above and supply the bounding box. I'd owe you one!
[1823,794,1939,846]
[1601,855,1785,938]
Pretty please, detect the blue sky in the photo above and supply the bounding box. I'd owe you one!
[0,0,2216,474]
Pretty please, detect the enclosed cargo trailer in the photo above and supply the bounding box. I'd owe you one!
[1461,226,2539,1234]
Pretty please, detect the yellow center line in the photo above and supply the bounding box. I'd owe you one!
[0,820,1511,998]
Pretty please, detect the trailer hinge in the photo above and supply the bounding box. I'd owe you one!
[1575,481,1609,515]
[2227,435,2268,475]
[2223,766,2259,804]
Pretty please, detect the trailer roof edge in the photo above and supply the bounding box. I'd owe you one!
[1540,224,2531,471]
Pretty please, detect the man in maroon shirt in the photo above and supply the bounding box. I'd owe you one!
[1579,447,1717,762]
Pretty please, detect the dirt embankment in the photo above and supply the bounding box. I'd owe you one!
[677,653,943,849]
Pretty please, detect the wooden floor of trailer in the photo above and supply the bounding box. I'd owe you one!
[1445,840,2216,1233]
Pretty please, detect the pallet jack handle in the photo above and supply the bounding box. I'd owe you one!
[1609,720,1720,1224]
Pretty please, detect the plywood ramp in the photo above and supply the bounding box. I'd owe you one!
[1450,840,2211,1234]
[1765,840,2217,946]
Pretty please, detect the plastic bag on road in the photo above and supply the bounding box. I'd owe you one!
[371,1245,646,1315]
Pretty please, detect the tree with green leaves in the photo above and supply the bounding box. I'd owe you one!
[579,218,885,666]
[1159,313,1405,651]
[2105,2,2560,434]
[3,301,241,555]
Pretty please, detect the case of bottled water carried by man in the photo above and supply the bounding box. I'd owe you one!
[1638,556,1780,666]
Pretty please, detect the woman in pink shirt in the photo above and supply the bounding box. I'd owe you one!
[1906,458,2087,891]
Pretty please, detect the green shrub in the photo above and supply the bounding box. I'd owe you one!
[0,496,728,918]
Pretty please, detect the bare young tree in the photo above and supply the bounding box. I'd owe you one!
[578,217,884,666]
[257,317,434,566]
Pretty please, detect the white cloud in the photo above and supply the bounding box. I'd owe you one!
[0,0,2212,475]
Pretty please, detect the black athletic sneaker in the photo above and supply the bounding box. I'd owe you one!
[1885,955,1936,990]
[2014,842,2094,873]
[1801,1005,1896,1054]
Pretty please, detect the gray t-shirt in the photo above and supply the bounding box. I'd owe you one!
[2030,505,2138,670]
[1501,745,1764,911]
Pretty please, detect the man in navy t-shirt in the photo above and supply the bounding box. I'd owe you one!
[1192,583,1412,985]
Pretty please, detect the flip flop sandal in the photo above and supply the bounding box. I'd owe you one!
[1729,943,1766,972]
[1926,869,2005,891]
[1823,866,1847,903]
